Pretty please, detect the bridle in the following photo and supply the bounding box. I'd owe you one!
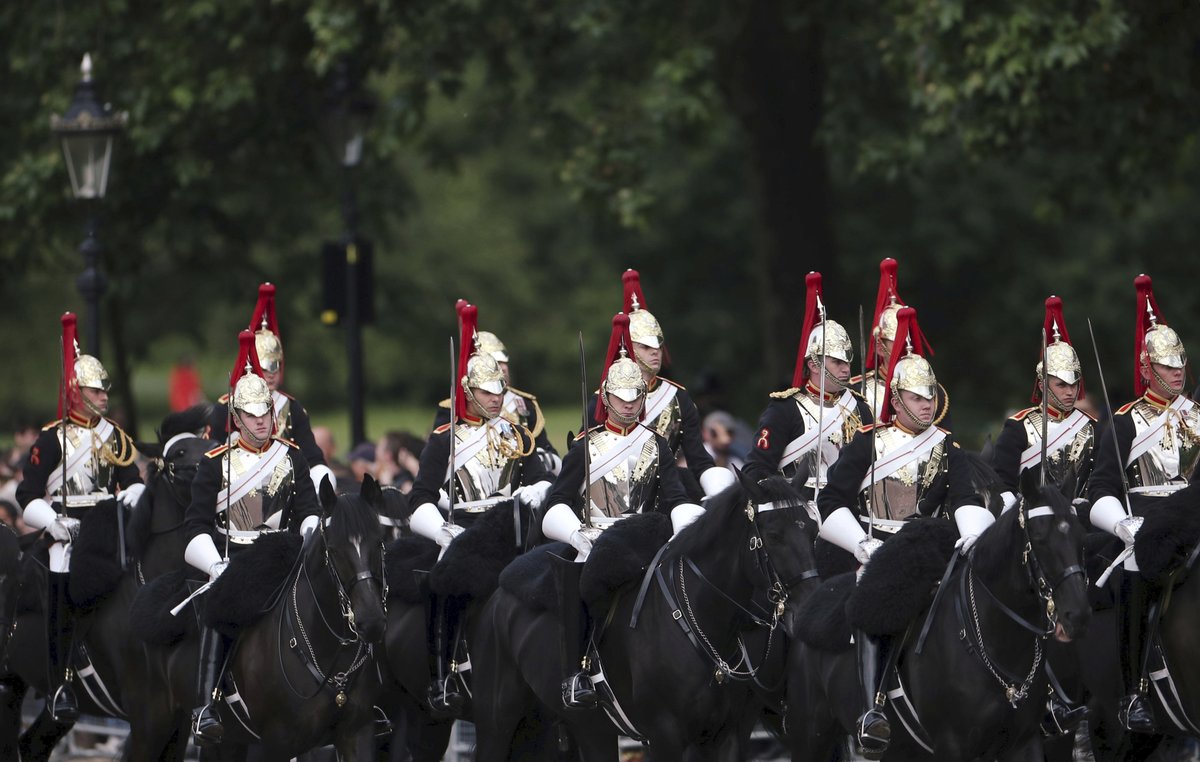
[1018,503,1087,635]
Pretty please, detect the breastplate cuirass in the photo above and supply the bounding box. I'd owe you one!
[1126,400,1200,488]
[586,429,660,518]
[1021,414,1095,498]
[274,396,293,441]
[862,426,946,521]
[221,446,295,531]
[861,372,887,421]
[785,394,862,487]
[452,422,527,502]
[55,423,116,498]
[648,397,683,455]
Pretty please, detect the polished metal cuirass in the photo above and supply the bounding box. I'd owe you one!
[783,393,862,488]
[648,396,683,455]
[860,371,887,422]
[451,421,528,502]
[1021,413,1095,498]
[861,426,947,521]
[586,428,660,518]
[220,446,295,531]
[55,422,117,498]
[274,395,293,441]
[1127,399,1200,490]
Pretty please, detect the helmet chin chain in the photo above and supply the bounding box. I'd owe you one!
[464,386,500,421]
[233,409,273,447]
[607,396,645,426]
[1149,364,1183,398]
[77,391,106,420]
[894,394,933,431]
[1044,384,1075,415]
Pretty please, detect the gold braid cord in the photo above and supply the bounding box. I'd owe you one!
[101,426,139,467]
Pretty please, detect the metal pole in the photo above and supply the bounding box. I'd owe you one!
[76,210,106,357]
[343,178,366,447]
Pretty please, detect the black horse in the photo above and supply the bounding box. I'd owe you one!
[788,483,1091,761]
[472,473,819,762]
[163,475,388,760]
[0,408,215,761]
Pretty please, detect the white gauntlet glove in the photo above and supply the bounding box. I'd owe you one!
[515,481,552,509]
[119,483,146,508]
[47,517,81,544]
[208,559,230,581]
[699,467,736,499]
[185,534,228,581]
[568,528,597,560]
[1114,516,1143,545]
[408,502,463,549]
[954,505,995,556]
[300,514,321,538]
[309,464,336,493]
[855,537,884,565]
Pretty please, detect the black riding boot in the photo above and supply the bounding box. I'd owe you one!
[426,594,464,718]
[191,626,226,746]
[855,630,890,758]
[1117,574,1157,734]
[556,558,597,710]
[46,571,79,724]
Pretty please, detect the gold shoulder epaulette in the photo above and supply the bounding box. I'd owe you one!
[275,437,299,448]
[437,397,451,410]
[105,421,139,466]
[849,374,865,385]
[770,387,802,399]
[847,388,867,402]
[1115,401,1136,415]
[206,444,230,459]
[937,425,952,435]
[433,423,452,434]
[857,423,877,433]
[509,387,537,401]
[217,393,231,405]
[1009,407,1034,422]
[42,419,63,431]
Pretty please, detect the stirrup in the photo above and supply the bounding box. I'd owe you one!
[856,708,891,759]
[427,675,465,718]
[561,672,598,710]
[371,705,394,738]
[50,682,80,724]
[1118,693,1157,734]
[1042,695,1087,737]
[192,703,225,746]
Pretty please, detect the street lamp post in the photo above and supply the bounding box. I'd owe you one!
[50,53,127,357]
[327,64,374,447]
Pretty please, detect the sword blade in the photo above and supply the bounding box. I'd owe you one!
[1086,318,1133,517]
[579,332,593,528]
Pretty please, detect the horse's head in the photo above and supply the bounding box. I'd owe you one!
[1017,479,1090,642]
[0,525,20,660]
[315,475,388,646]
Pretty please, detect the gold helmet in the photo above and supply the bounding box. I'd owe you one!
[597,313,647,425]
[1035,297,1082,387]
[882,307,937,425]
[250,283,283,373]
[792,272,853,388]
[622,270,665,349]
[805,320,854,365]
[74,354,111,392]
[229,329,272,416]
[463,349,506,395]
[476,330,509,363]
[1135,274,1187,396]
[875,303,902,342]
[603,349,647,403]
[455,304,506,421]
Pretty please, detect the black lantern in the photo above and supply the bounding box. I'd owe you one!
[50,54,127,357]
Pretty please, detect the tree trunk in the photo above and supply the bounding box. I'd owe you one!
[718,0,835,391]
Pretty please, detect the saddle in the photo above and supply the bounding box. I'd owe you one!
[129,567,203,646]
[431,500,526,600]
[848,518,957,637]
[384,535,439,603]
[205,532,303,638]
[793,572,856,652]
[1135,497,1200,585]
[68,500,128,610]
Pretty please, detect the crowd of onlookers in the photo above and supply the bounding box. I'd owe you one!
[313,426,426,495]
[0,422,38,534]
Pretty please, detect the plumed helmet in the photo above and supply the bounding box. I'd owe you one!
[805,321,854,365]
[455,304,506,421]
[791,272,853,388]
[1134,274,1187,395]
[74,354,110,392]
[476,330,509,363]
[881,308,937,423]
[868,259,935,371]
[596,313,647,423]
[1035,296,1083,389]
[250,283,283,373]
[622,270,665,349]
[464,351,506,395]
[229,330,272,416]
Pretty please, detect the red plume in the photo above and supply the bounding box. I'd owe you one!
[880,308,927,424]
[867,259,900,371]
[229,330,265,390]
[622,270,648,313]
[1134,274,1163,397]
[455,304,479,420]
[249,283,279,339]
[1033,295,1085,403]
[595,313,634,424]
[792,272,823,388]
[58,313,80,418]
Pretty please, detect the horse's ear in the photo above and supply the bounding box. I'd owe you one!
[319,474,337,511]
[360,474,383,509]
[137,441,163,459]
[733,466,757,499]
[1018,466,1039,505]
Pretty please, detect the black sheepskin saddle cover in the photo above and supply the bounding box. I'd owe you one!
[580,512,671,610]
[794,572,856,652]
[69,500,127,610]
[1135,491,1200,585]
[431,503,524,600]
[130,567,204,646]
[384,535,439,603]
[848,518,958,636]
[205,532,303,638]
[499,542,575,614]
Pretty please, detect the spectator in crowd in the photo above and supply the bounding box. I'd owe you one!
[312,426,339,468]
[348,442,376,489]
[702,410,746,470]
[0,499,26,534]
[374,430,424,493]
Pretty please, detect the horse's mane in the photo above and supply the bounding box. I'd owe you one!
[322,492,385,549]
[663,475,802,563]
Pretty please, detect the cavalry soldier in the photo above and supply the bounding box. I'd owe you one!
[991,296,1096,508]
[743,272,873,492]
[209,283,334,491]
[433,299,562,474]
[1088,274,1200,734]
[542,313,701,709]
[853,258,950,427]
[817,307,987,757]
[17,313,143,723]
[183,331,321,745]
[597,270,731,499]
[407,303,553,716]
